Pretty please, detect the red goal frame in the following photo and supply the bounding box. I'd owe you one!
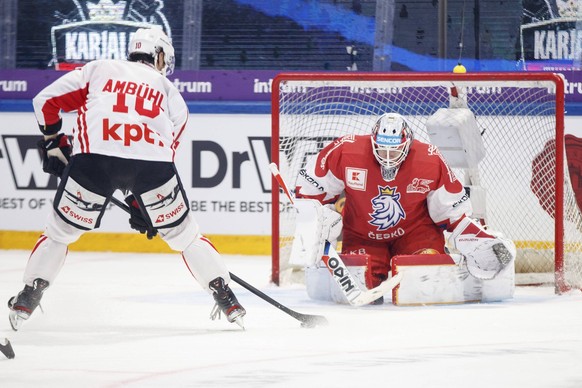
[271,72,567,292]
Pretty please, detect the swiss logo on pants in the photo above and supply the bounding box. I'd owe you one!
[140,176,188,228]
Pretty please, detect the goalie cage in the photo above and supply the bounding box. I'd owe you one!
[270,72,582,294]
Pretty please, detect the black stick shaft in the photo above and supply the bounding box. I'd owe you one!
[229,272,327,325]
[111,196,129,213]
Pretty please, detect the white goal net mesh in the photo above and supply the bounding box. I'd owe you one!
[271,73,582,292]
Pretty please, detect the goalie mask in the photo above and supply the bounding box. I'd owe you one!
[128,28,175,76]
[371,113,413,168]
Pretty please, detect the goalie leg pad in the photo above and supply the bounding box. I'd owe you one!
[480,254,515,302]
[305,254,369,304]
[391,254,514,306]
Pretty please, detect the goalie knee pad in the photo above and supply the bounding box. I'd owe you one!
[305,254,370,304]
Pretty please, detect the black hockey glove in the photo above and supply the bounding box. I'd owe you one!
[37,133,72,177]
[124,195,158,240]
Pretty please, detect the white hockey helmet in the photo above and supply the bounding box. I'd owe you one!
[370,112,413,168]
[128,27,175,76]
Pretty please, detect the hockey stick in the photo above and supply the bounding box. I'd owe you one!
[109,196,328,328]
[269,162,402,306]
[0,338,15,359]
[229,273,328,328]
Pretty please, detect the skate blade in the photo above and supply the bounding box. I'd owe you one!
[232,316,245,330]
[8,310,28,331]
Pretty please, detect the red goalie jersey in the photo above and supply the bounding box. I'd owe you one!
[295,130,472,286]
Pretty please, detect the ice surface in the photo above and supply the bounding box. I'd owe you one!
[1,250,582,387]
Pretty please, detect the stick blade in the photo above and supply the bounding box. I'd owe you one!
[350,272,403,306]
[300,314,329,328]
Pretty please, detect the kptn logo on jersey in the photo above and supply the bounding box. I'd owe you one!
[368,185,406,230]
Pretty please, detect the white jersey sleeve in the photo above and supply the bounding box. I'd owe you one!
[427,185,472,228]
[32,67,87,131]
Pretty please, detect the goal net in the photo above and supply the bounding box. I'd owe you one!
[271,72,582,293]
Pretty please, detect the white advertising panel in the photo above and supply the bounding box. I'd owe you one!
[2,111,581,238]
[0,112,272,235]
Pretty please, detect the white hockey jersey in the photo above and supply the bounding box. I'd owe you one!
[32,59,188,162]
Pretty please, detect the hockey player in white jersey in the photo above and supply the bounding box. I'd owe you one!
[8,28,246,329]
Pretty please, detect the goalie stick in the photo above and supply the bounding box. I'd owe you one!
[110,196,328,328]
[269,162,403,306]
[0,338,15,359]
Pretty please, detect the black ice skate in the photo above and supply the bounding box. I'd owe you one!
[7,278,50,331]
[208,277,246,328]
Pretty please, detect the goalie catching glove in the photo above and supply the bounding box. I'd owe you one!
[37,133,72,177]
[448,217,516,280]
[125,195,158,239]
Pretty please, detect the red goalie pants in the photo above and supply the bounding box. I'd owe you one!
[341,224,445,288]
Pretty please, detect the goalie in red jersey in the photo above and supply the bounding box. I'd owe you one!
[294,112,516,303]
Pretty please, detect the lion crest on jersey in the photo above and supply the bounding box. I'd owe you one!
[369,185,405,230]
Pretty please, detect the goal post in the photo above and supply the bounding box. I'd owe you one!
[271,72,581,294]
